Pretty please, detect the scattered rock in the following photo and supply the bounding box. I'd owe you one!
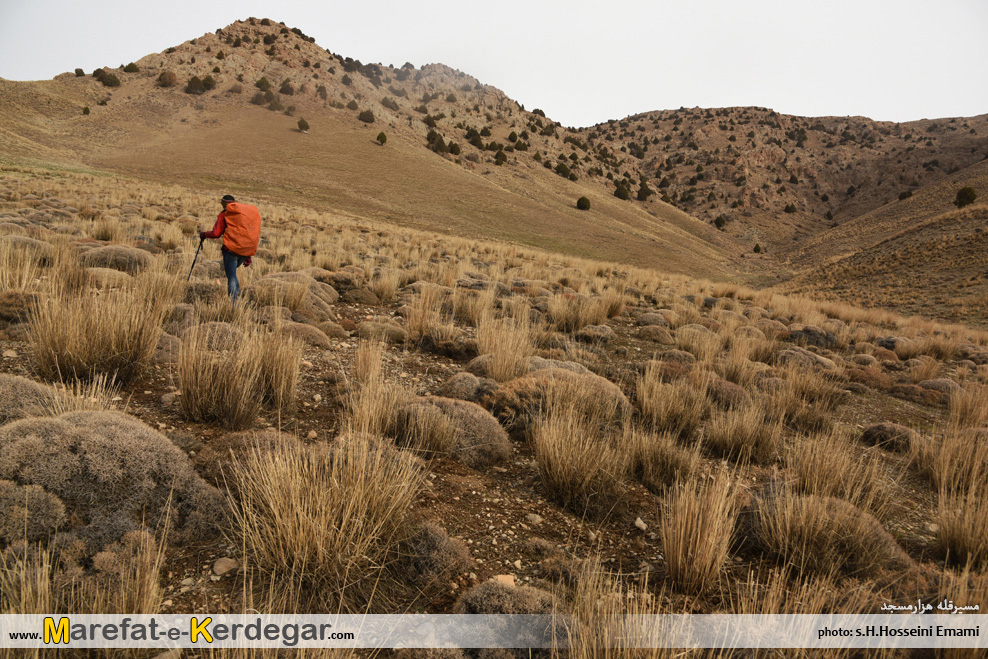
[634,517,648,531]
[212,557,240,576]
[639,325,674,344]
[575,324,616,343]
[356,321,407,344]
[636,312,669,327]
[708,378,752,409]
[525,513,543,526]
[860,423,918,452]
[918,378,960,396]
[342,287,381,306]
[80,244,152,274]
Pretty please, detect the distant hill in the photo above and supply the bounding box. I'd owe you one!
[782,162,988,326]
[1,16,986,289]
[578,107,988,255]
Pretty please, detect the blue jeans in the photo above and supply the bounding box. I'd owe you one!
[222,249,248,303]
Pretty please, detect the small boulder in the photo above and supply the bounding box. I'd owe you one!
[575,324,616,344]
[639,325,674,344]
[441,372,498,403]
[80,245,152,274]
[708,378,752,409]
[342,288,381,306]
[356,321,407,344]
[636,312,669,327]
[860,423,918,452]
[282,322,332,348]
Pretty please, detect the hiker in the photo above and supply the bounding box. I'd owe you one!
[199,194,261,304]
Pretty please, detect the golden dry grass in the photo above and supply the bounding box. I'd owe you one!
[637,367,709,439]
[705,404,783,464]
[227,436,422,610]
[531,380,627,519]
[659,469,738,594]
[476,312,536,382]
[28,279,171,384]
[787,428,896,518]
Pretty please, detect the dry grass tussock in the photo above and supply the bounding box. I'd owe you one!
[562,556,725,659]
[42,373,126,415]
[947,382,988,429]
[705,403,783,464]
[753,490,911,577]
[787,428,897,518]
[1,529,165,659]
[177,320,302,429]
[476,311,536,382]
[937,482,988,569]
[546,293,609,332]
[406,284,458,346]
[659,469,739,594]
[636,366,709,440]
[763,363,844,434]
[531,379,628,520]
[345,340,409,437]
[909,426,988,495]
[627,429,703,494]
[228,436,422,610]
[728,569,896,659]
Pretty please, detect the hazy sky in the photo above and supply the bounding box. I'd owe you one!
[1,0,986,128]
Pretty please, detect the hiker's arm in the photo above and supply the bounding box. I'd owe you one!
[200,212,226,239]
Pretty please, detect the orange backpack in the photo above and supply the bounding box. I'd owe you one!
[222,202,261,256]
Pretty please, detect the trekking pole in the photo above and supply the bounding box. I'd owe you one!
[187,236,204,281]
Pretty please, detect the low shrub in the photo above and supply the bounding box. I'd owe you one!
[185,76,206,95]
[157,71,178,88]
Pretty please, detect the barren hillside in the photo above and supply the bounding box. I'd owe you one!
[1,16,986,304]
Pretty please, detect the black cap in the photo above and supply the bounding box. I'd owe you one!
[221,194,236,203]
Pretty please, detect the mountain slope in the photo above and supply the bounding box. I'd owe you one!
[0,18,731,277]
[1,16,986,288]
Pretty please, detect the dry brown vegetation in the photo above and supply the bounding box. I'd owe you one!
[1,164,988,656]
